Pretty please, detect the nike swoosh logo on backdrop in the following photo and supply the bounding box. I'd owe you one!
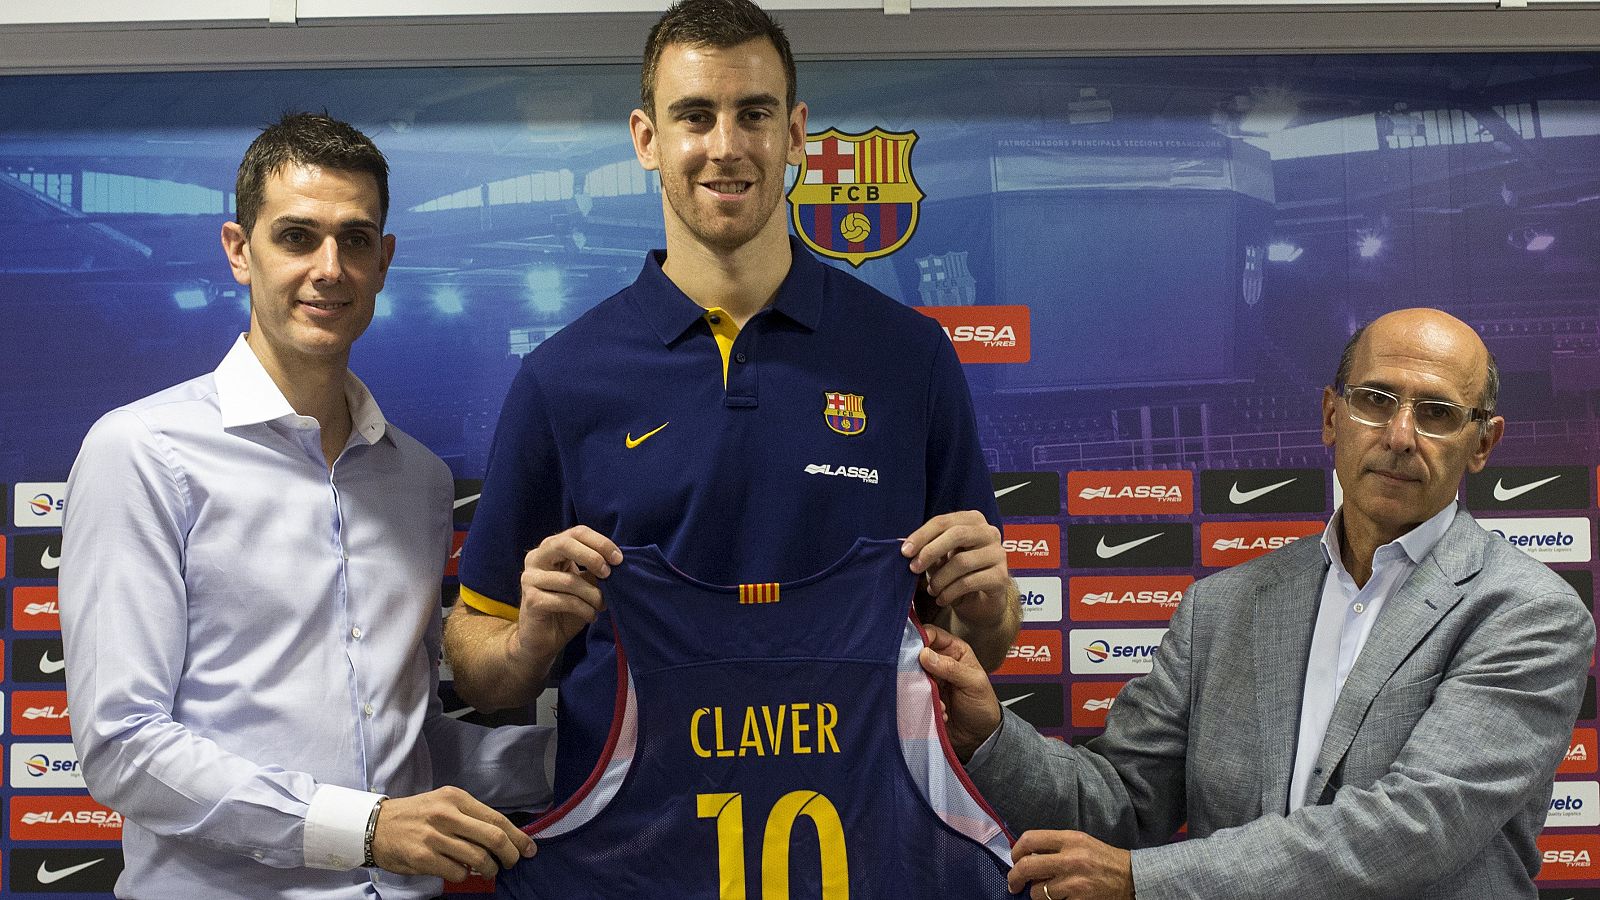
[625,422,670,449]
[42,546,61,569]
[452,493,481,510]
[1493,475,1560,502]
[993,482,1031,499]
[36,859,103,884]
[39,652,66,674]
[1228,478,1297,505]
[1000,694,1034,708]
[1095,534,1163,559]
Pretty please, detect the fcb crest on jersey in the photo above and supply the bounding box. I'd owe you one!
[789,127,924,267]
[824,392,867,436]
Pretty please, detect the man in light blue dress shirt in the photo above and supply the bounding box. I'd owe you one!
[60,113,549,899]
[921,308,1593,900]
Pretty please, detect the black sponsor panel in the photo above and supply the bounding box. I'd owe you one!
[13,638,67,683]
[1067,524,1193,569]
[1069,733,1098,747]
[1558,569,1594,611]
[991,682,1064,729]
[13,533,62,580]
[1584,678,1597,721]
[1464,466,1591,511]
[1200,469,1327,514]
[453,478,483,525]
[991,472,1061,517]
[1542,891,1600,900]
[10,848,124,892]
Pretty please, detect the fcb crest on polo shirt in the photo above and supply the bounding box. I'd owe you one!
[825,392,867,436]
[789,127,924,268]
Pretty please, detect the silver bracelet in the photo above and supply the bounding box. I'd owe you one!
[362,798,385,868]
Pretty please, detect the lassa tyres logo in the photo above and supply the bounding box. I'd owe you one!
[1200,521,1323,567]
[1069,628,1166,675]
[1070,681,1128,728]
[1538,834,1600,880]
[13,690,71,736]
[13,481,67,528]
[1465,466,1590,511]
[11,796,124,841]
[13,585,62,630]
[1477,517,1592,564]
[1003,524,1060,569]
[1067,470,1192,516]
[1067,524,1193,569]
[995,630,1062,676]
[1562,728,1599,775]
[916,304,1031,364]
[1070,575,1192,622]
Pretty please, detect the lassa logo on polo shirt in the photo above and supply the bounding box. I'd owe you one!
[916,305,1031,364]
[1479,517,1591,564]
[1067,524,1193,569]
[1069,628,1166,675]
[14,585,62,630]
[11,796,124,841]
[14,481,68,528]
[1547,781,1600,828]
[996,630,1062,676]
[1003,524,1059,569]
[992,682,1064,729]
[1539,833,1600,879]
[1067,470,1192,516]
[1200,469,1326,514]
[1465,466,1590,511]
[1070,575,1192,622]
[991,472,1061,517]
[1200,521,1323,567]
[10,847,124,892]
[13,690,71,736]
[14,533,63,579]
[1562,729,1599,775]
[1017,577,1062,623]
[1070,681,1128,728]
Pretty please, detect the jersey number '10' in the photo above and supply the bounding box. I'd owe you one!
[697,790,850,899]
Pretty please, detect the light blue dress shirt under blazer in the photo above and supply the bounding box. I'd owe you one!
[61,336,551,899]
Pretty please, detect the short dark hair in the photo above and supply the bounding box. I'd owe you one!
[641,0,797,117]
[1334,321,1501,418]
[234,112,389,235]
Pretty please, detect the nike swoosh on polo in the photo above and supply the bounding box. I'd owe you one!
[1000,693,1034,708]
[1228,478,1297,505]
[452,493,481,510]
[39,652,66,674]
[993,482,1031,499]
[1095,533,1164,559]
[625,422,670,449]
[36,858,103,884]
[1493,475,1560,502]
[42,546,61,570]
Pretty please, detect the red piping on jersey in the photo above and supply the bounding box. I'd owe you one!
[523,639,631,835]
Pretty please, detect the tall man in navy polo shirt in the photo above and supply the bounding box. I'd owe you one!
[444,0,1020,806]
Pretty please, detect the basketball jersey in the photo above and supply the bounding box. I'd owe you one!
[496,538,1021,899]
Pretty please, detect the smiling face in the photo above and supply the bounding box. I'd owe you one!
[221,163,395,379]
[1322,309,1504,550]
[630,38,806,258]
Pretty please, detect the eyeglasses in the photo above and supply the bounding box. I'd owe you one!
[1339,384,1490,439]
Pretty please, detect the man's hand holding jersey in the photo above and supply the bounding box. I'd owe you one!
[902,510,1020,671]
[371,787,536,882]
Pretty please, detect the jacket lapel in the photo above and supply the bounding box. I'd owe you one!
[1307,510,1487,801]
[1255,538,1329,815]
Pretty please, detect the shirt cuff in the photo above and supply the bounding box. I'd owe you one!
[304,784,384,870]
[965,714,1005,770]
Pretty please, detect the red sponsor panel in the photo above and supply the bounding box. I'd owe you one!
[444,874,496,894]
[1067,470,1193,516]
[1200,521,1323,567]
[12,585,60,631]
[10,795,124,841]
[1,533,6,576]
[994,630,1063,676]
[446,531,467,577]
[1070,575,1193,622]
[1561,728,1599,775]
[915,304,1031,364]
[13,690,71,735]
[1004,524,1060,570]
[1070,681,1128,728]
[1538,833,1600,880]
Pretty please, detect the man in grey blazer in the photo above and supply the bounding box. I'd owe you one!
[921,307,1594,900]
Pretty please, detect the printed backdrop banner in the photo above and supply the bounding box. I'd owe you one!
[1,53,1598,896]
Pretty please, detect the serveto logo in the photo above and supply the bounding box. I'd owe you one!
[11,796,124,841]
[14,482,67,528]
[1070,681,1127,728]
[1200,521,1324,567]
[995,630,1062,676]
[1479,517,1592,564]
[915,304,1031,364]
[1538,834,1600,879]
[1561,728,1599,775]
[1067,470,1193,516]
[803,463,880,485]
[1016,576,1063,623]
[13,585,60,631]
[11,743,85,788]
[1003,524,1059,570]
[1070,575,1193,622]
[1069,628,1166,675]
[13,690,71,736]
[1547,781,1600,828]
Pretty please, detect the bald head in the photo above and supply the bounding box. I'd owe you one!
[1335,308,1499,416]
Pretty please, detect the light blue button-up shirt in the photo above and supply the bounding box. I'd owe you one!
[1287,500,1457,812]
[61,336,551,899]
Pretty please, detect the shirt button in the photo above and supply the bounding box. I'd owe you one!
[253,851,265,860]
[364,702,375,717]
[735,352,747,364]
[708,315,721,325]
[1352,602,1366,614]
[351,626,363,640]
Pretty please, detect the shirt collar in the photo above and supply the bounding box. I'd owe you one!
[1320,499,1458,570]
[214,334,389,446]
[630,236,826,345]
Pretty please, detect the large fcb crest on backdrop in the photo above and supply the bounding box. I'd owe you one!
[789,127,924,267]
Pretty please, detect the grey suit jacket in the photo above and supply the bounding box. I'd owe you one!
[970,509,1593,899]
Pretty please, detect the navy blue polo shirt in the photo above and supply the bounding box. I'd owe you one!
[459,237,997,800]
